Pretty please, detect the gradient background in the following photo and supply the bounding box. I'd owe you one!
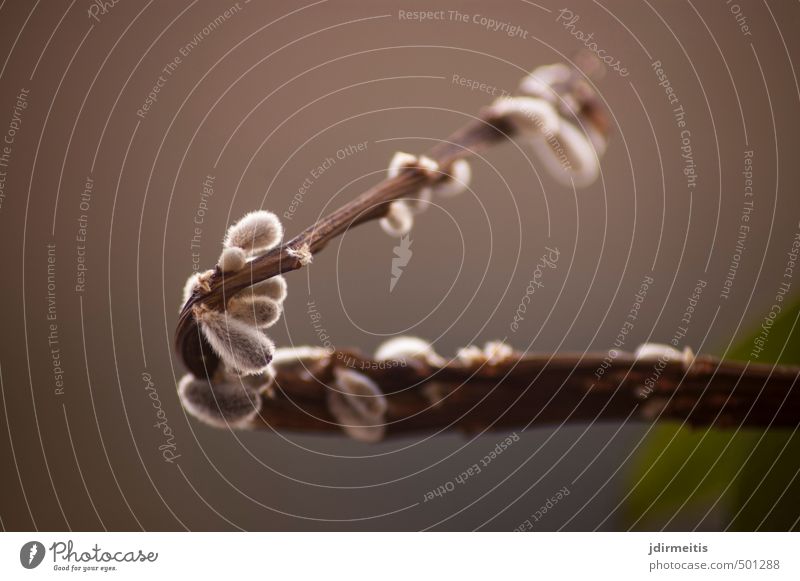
[0,0,798,531]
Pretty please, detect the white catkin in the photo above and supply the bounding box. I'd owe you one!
[218,247,247,273]
[490,96,560,138]
[375,336,446,367]
[197,308,275,374]
[247,275,288,303]
[529,120,599,187]
[271,345,331,366]
[328,367,387,443]
[554,120,599,186]
[456,345,485,366]
[433,159,471,198]
[224,211,283,255]
[379,201,414,237]
[178,374,262,428]
[387,151,418,179]
[227,295,281,329]
[635,343,694,367]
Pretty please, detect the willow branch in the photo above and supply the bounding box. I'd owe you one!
[256,350,800,436]
[173,62,800,438]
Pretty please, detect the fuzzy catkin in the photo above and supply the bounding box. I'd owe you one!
[247,275,288,303]
[379,201,414,237]
[327,367,387,443]
[534,120,599,187]
[224,210,283,255]
[490,96,560,137]
[433,159,471,198]
[386,151,418,178]
[375,336,445,367]
[227,295,281,329]
[218,247,247,272]
[178,374,262,428]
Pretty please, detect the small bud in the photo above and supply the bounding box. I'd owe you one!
[379,201,414,237]
[489,96,560,137]
[224,210,283,255]
[248,275,288,303]
[178,374,262,428]
[433,159,471,198]
[328,367,387,443]
[375,336,446,367]
[218,247,247,273]
[227,295,281,329]
[196,307,274,375]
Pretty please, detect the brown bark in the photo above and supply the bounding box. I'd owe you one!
[251,350,800,436]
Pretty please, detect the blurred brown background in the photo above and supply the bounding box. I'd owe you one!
[0,0,798,531]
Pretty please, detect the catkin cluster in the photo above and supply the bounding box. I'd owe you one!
[190,211,287,375]
[178,211,287,428]
[379,152,472,237]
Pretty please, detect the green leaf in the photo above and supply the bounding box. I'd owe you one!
[626,295,800,530]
